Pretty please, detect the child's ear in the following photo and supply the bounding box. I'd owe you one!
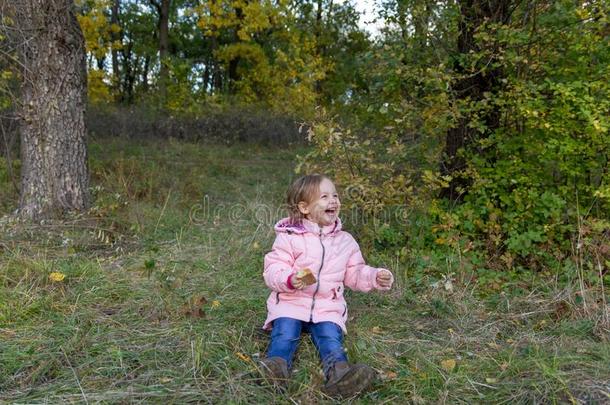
[297,201,310,215]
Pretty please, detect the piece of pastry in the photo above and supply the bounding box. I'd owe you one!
[297,268,317,286]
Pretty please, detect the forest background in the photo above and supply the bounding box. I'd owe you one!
[0,0,609,402]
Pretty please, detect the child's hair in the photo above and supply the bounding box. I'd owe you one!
[286,174,330,223]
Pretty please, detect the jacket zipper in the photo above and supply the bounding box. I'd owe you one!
[309,229,325,322]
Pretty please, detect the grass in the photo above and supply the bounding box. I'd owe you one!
[1,137,609,403]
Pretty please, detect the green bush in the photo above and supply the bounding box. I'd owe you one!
[300,0,610,285]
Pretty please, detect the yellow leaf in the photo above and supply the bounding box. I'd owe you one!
[252,241,260,249]
[236,352,250,362]
[372,326,382,334]
[211,300,221,308]
[440,359,456,372]
[485,378,498,384]
[49,272,66,282]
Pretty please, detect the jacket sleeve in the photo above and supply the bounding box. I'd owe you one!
[263,233,297,293]
[344,239,394,292]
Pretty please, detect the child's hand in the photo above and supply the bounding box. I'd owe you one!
[376,269,393,289]
[289,273,306,289]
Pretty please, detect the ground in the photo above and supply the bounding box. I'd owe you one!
[1,138,608,403]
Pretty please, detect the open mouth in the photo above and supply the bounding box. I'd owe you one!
[325,208,337,215]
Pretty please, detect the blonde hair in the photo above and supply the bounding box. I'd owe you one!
[286,174,330,223]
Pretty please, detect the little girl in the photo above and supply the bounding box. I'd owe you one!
[260,174,394,397]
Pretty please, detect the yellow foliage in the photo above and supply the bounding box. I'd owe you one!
[76,0,121,59]
[88,69,113,105]
[197,0,275,40]
[194,0,322,115]
[0,69,14,109]
[235,351,250,362]
[49,272,66,282]
[440,359,456,372]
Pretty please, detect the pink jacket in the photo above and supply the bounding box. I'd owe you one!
[263,217,393,333]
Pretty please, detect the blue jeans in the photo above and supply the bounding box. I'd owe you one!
[267,317,348,376]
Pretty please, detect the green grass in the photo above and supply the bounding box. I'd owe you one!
[1,138,609,403]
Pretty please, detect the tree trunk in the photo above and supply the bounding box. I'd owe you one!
[210,37,222,93]
[96,55,106,70]
[111,0,121,95]
[142,55,151,93]
[203,63,210,93]
[413,0,431,51]
[121,40,135,103]
[313,0,324,93]
[439,0,512,201]
[228,4,244,93]
[159,0,170,102]
[13,0,90,220]
[150,0,171,103]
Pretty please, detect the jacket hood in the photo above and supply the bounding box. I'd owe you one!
[274,217,342,236]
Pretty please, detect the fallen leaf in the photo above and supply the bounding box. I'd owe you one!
[49,272,66,282]
[440,359,456,372]
[485,378,498,384]
[252,241,260,249]
[372,326,382,333]
[236,352,250,362]
[385,371,398,380]
[211,300,221,308]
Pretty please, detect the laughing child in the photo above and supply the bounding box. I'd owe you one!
[260,174,393,397]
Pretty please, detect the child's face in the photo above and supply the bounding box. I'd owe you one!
[298,178,341,226]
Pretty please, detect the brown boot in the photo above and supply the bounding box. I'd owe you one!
[323,361,376,397]
[258,357,290,388]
